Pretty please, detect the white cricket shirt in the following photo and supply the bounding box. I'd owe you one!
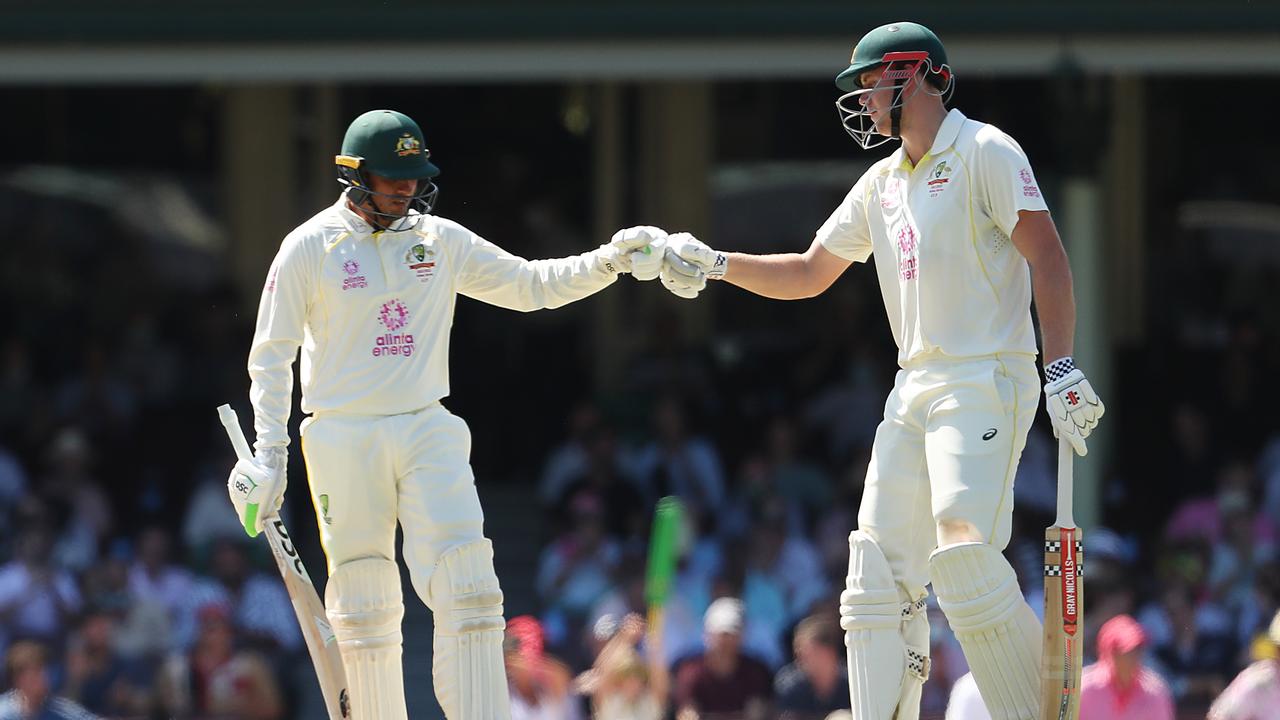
[818,109,1049,366]
[247,197,618,449]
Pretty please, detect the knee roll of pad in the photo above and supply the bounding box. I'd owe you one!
[428,538,505,635]
[326,556,405,649]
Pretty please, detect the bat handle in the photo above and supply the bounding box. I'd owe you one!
[1056,437,1075,529]
[647,606,664,651]
[218,404,255,463]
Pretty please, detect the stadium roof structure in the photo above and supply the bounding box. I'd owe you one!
[2,0,1278,82]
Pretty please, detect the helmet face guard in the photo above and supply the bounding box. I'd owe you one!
[836,51,954,150]
[336,154,439,228]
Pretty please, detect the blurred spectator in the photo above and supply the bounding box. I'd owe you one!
[774,614,849,719]
[539,402,606,506]
[52,343,137,442]
[537,493,622,646]
[1209,609,1280,719]
[1207,487,1276,614]
[760,415,830,532]
[1079,614,1174,720]
[550,425,648,551]
[944,672,989,720]
[181,454,251,553]
[1139,583,1234,705]
[630,395,725,530]
[0,641,98,720]
[0,445,27,556]
[38,429,113,573]
[578,613,668,720]
[60,608,151,717]
[127,526,194,634]
[0,525,82,658]
[673,597,773,720]
[154,603,284,720]
[801,346,881,466]
[504,615,581,720]
[175,539,301,653]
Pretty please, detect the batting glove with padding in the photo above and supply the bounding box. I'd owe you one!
[660,235,709,299]
[665,232,727,280]
[1043,357,1104,456]
[599,225,667,277]
[227,445,287,537]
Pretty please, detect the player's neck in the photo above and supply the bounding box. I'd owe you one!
[900,103,949,167]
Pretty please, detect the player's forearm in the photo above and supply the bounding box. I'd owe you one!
[722,252,824,300]
[460,250,617,312]
[248,339,298,449]
[1030,251,1076,363]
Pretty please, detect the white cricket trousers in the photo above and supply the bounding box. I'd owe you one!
[857,354,1040,599]
[299,403,487,591]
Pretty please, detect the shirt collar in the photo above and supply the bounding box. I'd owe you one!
[927,108,967,157]
[333,195,372,235]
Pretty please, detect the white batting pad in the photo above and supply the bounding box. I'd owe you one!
[840,530,929,719]
[326,556,407,720]
[930,542,1041,720]
[427,539,511,720]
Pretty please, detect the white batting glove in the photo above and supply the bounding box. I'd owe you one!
[227,446,287,537]
[598,226,667,277]
[661,246,707,299]
[665,232,727,280]
[1043,357,1105,456]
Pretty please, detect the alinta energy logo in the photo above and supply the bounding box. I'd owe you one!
[373,299,415,358]
[341,259,368,291]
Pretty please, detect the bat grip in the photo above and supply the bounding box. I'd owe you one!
[217,404,255,463]
[1056,437,1075,528]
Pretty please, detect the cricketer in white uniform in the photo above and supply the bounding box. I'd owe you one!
[226,109,666,720]
[654,22,1104,720]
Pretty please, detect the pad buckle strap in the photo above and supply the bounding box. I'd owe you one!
[900,596,927,621]
[906,647,930,681]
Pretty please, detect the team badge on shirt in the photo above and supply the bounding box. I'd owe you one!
[927,160,953,198]
[404,241,437,283]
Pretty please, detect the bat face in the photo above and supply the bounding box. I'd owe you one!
[265,522,351,719]
[1041,525,1084,720]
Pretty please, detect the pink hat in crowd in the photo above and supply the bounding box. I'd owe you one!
[1097,614,1147,660]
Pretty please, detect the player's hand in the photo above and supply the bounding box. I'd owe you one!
[660,233,716,299]
[1043,357,1104,456]
[227,446,286,537]
[661,248,706,298]
[599,225,667,277]
[665,232,727,280]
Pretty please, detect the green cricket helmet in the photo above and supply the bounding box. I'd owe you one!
[834,22,954,149]
[335,109,440,225]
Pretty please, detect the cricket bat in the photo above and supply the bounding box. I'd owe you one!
[1040,437,1084,720]
[644,496,684,646]
[217,404,352,720]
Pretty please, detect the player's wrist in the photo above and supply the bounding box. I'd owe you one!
[706,251,728,280]
[1044,356,1075,386]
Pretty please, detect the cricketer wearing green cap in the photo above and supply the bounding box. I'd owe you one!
[224,108,691,720]
[639,21,1106,719]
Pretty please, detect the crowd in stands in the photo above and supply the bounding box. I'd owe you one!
[4,186,1280,720]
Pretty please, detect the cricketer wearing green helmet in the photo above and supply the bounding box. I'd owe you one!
[834,21,954,149]
[335,109,441,228]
